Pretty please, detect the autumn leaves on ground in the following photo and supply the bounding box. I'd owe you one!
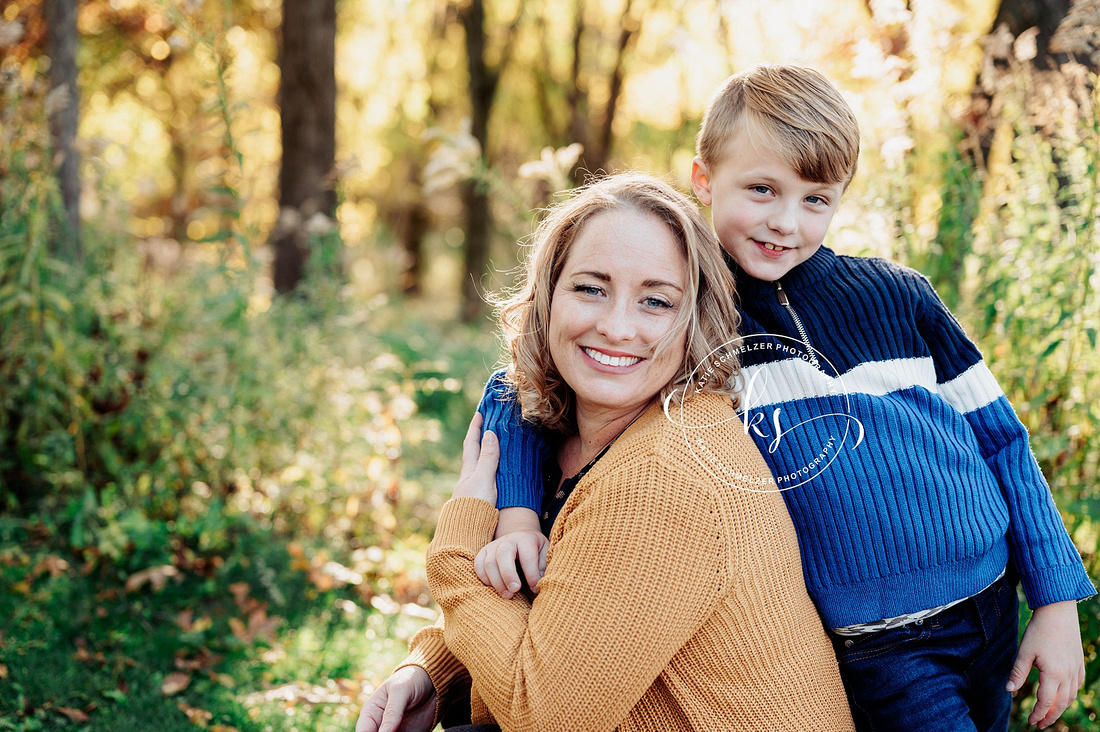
[0,283,497,731]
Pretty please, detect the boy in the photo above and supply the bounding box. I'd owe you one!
[476,65,1094,731]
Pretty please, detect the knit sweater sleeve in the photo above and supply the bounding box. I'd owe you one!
[395,617,471,728]
[476,371,549,512]
[912,272,1095,606]
[426,453,726,731]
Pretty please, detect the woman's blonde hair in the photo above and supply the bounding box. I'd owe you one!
[495,172,742,435]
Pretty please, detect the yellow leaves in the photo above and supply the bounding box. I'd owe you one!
[161,671,191,696]
[178,702,212,725]
[124,564,179,592]
[177,702,238,731]
[175,609,213,634]
[0,663,8,678]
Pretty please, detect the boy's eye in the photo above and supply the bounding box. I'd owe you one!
[805,195,827,205]
[751,185,771,195]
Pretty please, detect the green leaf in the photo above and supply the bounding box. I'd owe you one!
[1040,338,1063,360]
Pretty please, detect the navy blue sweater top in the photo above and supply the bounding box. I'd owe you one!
[478,247,1094,627]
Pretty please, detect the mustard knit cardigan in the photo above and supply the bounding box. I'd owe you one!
[404,393,854,731]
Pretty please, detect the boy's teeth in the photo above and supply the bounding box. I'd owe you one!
[583,347,641,367]
[763,242,788,251]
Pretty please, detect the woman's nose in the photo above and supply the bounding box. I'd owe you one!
[595,300,637,342]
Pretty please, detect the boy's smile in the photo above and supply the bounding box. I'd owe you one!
[691,133,845,282]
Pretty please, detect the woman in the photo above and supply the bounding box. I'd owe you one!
[357,173,853,732]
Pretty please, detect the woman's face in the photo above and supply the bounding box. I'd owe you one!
[549,208,689,425]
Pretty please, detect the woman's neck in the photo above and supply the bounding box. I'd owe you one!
[559,399,654,478]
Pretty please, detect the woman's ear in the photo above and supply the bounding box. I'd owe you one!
[690,157,713,207]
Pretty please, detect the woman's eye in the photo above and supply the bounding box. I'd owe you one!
[573,284,602,296]
[644,296,674,309]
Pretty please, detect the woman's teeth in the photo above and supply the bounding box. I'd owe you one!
[583,347,641,367]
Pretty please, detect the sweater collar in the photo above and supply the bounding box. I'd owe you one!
[729,245,838,298]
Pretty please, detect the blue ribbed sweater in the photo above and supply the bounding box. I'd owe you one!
[478,246,1094,627]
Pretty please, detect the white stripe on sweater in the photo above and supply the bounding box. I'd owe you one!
[738,357,1003,414]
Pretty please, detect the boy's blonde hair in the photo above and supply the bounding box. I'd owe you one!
[496,172,742,435]
[697,65,860,188]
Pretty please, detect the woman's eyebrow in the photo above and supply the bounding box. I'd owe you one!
[643,279,682,292]
[571,270,611,282]
[571,270,682,292]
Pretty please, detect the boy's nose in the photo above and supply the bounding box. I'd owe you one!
[767,202,798,236]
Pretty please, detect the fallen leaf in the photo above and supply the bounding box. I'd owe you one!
[174,649,222,671]
[211,672,235,688]
[56,707,90,722]
[0,663,8,679]
[228,582,251,608]
[125,565,179,593]
[177,701,212,726]
[229,607,283,645]
[176,609,194,632]
[161,672,191,696]
[210,725,239,732]
[34,555,71,579]
[228,617,248,643]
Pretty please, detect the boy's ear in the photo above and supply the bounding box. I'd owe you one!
[690,156,713,206]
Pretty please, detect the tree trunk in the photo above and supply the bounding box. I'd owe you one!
[989,0,1073,69]
[45,0,81,261]
[458,0,512,322]
[273,0,338,293]
[591,0,637,176]
[399,166,428,296]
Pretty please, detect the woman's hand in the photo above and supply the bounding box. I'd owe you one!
[453,412,499,505]
[354,665,437,732]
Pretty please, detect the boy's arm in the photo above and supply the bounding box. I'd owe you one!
[476,370,549,514]
[911,272,1094,606]
[913,274,1092,724]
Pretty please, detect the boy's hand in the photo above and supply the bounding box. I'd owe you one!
[1006,600,1085,729]
[474,530,549,599]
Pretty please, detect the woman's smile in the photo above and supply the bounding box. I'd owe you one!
[549,208,688,427]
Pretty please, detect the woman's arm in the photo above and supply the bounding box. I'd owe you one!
[430,418,728,731]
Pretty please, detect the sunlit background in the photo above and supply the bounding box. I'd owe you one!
[1,0,1098,730]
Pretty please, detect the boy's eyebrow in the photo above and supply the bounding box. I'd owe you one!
[571,270,683,292]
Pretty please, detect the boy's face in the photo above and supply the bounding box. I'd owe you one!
[691,133,844,282]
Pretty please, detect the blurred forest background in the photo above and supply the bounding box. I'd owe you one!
[1,0,1098,730]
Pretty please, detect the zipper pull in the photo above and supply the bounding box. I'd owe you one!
[775,280,789,305]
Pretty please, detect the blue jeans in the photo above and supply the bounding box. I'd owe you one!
[827,572,1019,732]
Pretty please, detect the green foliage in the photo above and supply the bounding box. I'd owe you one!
[0,46,500,730]
[936,69,1100,730]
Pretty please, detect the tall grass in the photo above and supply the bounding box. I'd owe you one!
[935,64,1100,728]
